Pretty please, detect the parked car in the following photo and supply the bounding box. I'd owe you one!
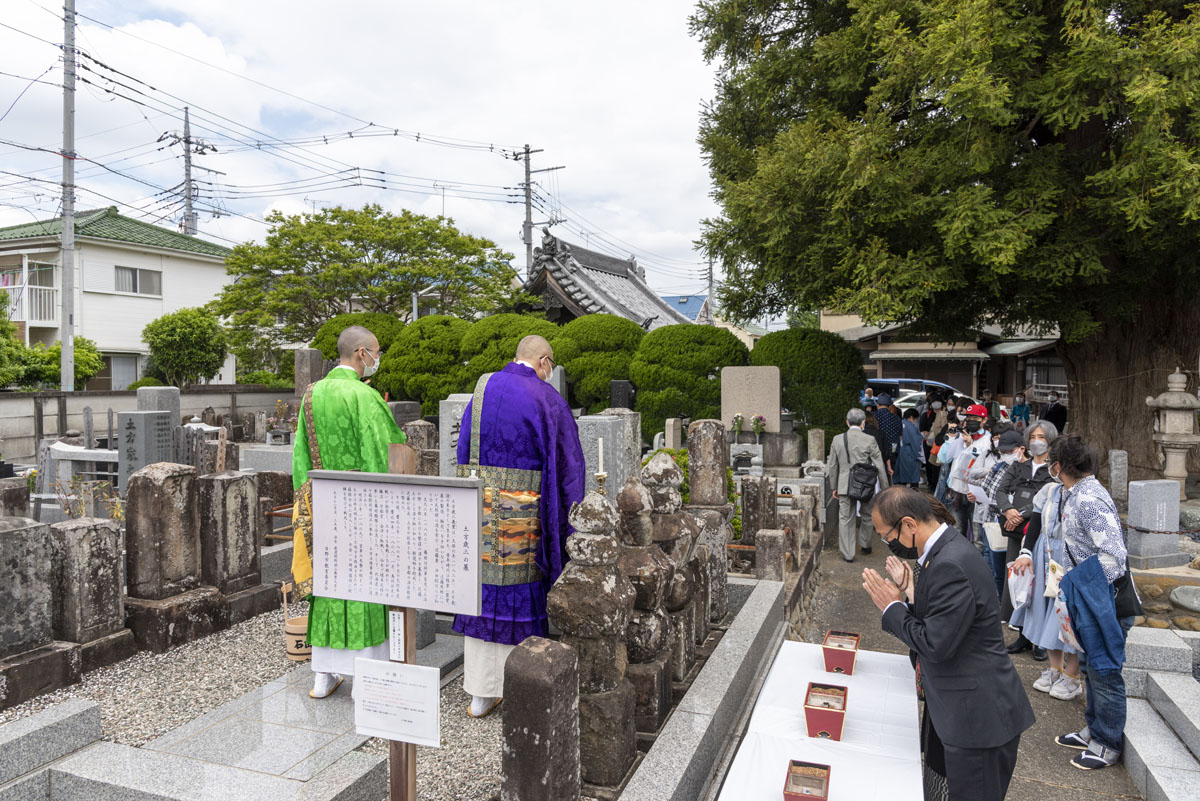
[892,389,1009,420]
[865,378,960,400]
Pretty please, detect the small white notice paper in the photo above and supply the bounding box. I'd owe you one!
[389,610,406,662]
[354,658,440,747]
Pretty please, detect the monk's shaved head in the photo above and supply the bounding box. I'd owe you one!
[337,325,379,359]
[515,334,552,362]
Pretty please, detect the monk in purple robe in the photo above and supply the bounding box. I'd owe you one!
[453,334,585,718]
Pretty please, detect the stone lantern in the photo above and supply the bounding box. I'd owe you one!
[1145,368,1200,500]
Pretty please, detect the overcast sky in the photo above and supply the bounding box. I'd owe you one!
[0,1,721,296]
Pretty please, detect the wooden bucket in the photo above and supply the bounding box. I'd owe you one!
[282,582,311,661]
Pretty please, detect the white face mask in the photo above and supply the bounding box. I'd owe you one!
[1028,440,1049,456]
[1015,397,1025,404]
[361,349,380,378]
[931,401,943,410]
[1000,452,1021,464]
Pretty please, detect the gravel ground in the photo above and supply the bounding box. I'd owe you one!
[0,601,305,744]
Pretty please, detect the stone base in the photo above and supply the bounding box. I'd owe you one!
[582,752,644,801]
[669,605,697,682]
[1129,552,1191,570]
[80,628,137,672]
[226,582,281,625]
[626,651,672,733]
[415,608,436,650]
[125,586,230,654]
[579,680,637,787]
[0,641,81,710]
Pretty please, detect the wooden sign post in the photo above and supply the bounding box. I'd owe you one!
[388,443,417,801]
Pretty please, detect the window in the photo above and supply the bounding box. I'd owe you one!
[115,266,162,296]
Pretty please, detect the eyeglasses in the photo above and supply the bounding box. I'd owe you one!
[542,355,555,369]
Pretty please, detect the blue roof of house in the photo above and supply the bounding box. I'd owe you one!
[660,294,707,321]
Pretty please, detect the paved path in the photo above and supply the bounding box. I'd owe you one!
[805,520,1142,801]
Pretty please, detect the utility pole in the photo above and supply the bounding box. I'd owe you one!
[517,144,563,278]
[60,0,76,393]
[182,107,197,234]
[706,257,715,325]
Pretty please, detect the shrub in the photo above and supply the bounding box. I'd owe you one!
[750,328,866,443]
[142,308,228,387]
[374,315,472,413]
[551,314,645,413]
[629,324,749,441]
[309,312,405,360]
[238,370,292,389]
[459,314,559,382]
[126,376,164,390]
[18,337,105,389]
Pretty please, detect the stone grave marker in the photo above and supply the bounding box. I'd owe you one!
[0,476,29,517]
[548,364,569,400]
[81,406,94,449]
[438,393,473,476]
[293,347,326,392]
[136,386,181,429]
[664,418,683,450]
[609,379,635,410]
[49,518,135,670]
[576,414,626,496]
[388,401,422,428]
[254,411,269,442]
[199,471,261,594]
[686,419,728,506]
[401,420,437,451]
[1108,449,1129,504]
[808,427,827,463]
[600,408,642,481]
[501,637,581,801]
[1127,479,1189,569]
[720,365,782,434]
[124,463,201,600]
[116,411,174,492]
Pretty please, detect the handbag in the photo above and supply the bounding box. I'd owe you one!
[1054,590,1084,652]
[843,433,879,503]
[1043,485,1064,598]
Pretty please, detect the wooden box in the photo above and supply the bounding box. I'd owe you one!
[803,682,848,741]
[783,760,830,799]
[821,629,860,675]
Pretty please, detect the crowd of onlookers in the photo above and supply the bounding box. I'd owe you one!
[835,386,1139,792]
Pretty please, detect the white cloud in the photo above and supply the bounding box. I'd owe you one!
[0,1,720,294]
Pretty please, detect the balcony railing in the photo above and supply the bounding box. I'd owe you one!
[7,285,59,326]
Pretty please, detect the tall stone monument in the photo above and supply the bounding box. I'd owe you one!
[116,410,174,491]
[199,471,278,623]
[684,419,733,624]
[439,393,473,476]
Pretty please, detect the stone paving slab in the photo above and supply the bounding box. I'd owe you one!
[1123,698,1199,799]
[0,699,99,785]
[1147,672,1200,761]
[1126,627,1193,673]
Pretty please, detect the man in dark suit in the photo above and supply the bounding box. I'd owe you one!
[862,486,1035,801]
[1042,391,1068,432]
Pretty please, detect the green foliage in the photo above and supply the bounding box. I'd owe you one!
[142,308,228,388]
[0,290,24,388]
[459,314,559,380]
[630,324,749,440]
[750,328,865,442]
[691,0,1200,334]
[309,312,405,360]
[18,337,104,389]
[214,205,531,370]
[237,370,292,389]
[126,376,165,390]
[551,314,645,413]
[375,315,472,414]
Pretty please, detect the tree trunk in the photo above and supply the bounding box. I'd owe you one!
[1057,303,1200,482]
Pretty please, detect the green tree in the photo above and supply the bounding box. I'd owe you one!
[630,324,749,440]
[374,315,472,413]
[18,337,104,389]
[214,205,531,370]
[459,314,559,383]
[691,0,1200,469]
[750,328,865,442]
[142,308,228,387]
[551,314,646,413]
[310,312,405,360]
[0,290,24,387]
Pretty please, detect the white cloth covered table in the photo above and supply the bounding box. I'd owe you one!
[717,641,923,800]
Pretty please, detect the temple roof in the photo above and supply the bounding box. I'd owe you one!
[523,229,693,330]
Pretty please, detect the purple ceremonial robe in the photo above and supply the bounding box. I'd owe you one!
[452,361,586,645]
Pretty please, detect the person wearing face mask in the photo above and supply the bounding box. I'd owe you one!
[1010,393,1031,431]
[292,326,407,700]
[943,404,992,542]
[975,427,1024,598]
[895,408,926,488]
[862,487,1034,801]
[1041,391,1068,432]
[452,335,585,719]
[996,421,1058,652]
[919,394,947,488]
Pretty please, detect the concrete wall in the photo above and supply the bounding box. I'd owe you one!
[0,387,295,462]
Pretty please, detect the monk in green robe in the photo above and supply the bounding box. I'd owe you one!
[292,324,406,699]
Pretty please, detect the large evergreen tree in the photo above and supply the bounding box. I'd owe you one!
[692,0,1200,472]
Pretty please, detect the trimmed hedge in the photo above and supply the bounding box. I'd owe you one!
[126,376,165,390]
[629,324,749,441]
[551,314,645,413]
[375,315,472,414]
[459,314,559,379]
[749,327,866,443]
[310,312,405,360]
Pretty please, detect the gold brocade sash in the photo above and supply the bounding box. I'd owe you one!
[290,383,321,598]
[456,372,544,586]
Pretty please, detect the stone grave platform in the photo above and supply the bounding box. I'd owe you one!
[240,444,295,474]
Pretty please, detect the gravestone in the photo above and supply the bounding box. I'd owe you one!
[576,414,625,496]
[201,406,218,426]
[610,380,635,410]
[124,463,201,600]
[687,419,728,506]
[501,637,581,801]
[198,472,261,594]
[741,475,765,546]
[136,386,182,430]
[720,365,782,434]
[0,476,30,517]
[240,412,257,443]
[664,418,683,450]
[1108,449,1129,504]
[200,440,239,476]
[254,411,269,442]
[549,365,569,400]
[388,401,422,428]
[293,348,326,392]
[81,406,94,449]
[600,408,642,482]
[254,470,294,510]
[755,529,786,581]
[439,394,473,476]
[401,420,438,451]
[808,427,826,463]
[1127,479,1189,569]
[690,508,730,624]
[116,411,173,492]
[49,518,135,670]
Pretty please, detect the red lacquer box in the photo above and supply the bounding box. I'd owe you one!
[821,629,860,675]
[803,682,848,741]
[783,759,830,799]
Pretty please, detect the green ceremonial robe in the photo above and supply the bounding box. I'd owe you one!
[293,366,406,650]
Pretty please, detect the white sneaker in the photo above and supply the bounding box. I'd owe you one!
[1033,668,1060,693]
[1049,673,1083,701]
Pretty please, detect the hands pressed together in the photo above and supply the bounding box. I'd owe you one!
[861,555,913,612]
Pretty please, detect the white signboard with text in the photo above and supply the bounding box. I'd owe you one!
[310,470,482,617]
[354,658,441,747]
